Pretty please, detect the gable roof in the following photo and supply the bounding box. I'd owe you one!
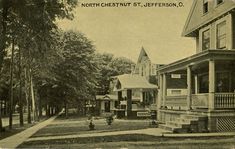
[113,74,157,91]
[96,94,140,101]
[182,0,235,37]
[96,94,118,101]
[136,47,171,65]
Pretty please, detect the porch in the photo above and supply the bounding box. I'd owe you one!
[157,50,235,132]
[113,74,158,119]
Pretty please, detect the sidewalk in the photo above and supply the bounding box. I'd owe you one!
[26,127,235,142]
[0,115,58,148]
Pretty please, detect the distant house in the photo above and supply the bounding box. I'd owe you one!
[134,47,188,97]
[112,74,157,118]
[158,0,235,132]
[109,47,176,119]
[132,47,163,85]
[95,94,118,116]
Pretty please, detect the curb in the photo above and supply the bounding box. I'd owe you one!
[162,132,235,138]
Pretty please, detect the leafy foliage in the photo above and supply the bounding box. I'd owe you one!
[53,31,98,99]
[0,0,79,128]
[95,53,134,95]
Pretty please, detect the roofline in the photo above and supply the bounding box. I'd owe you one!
[136,46,146,64]
[182,5,235,37]
[114,87,158,91]
[157,50,235,73]
[181,0,197,37]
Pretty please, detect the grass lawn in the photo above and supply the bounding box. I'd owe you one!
[19,134,235,149]
[17,115,235,148]
[31,116,151,138]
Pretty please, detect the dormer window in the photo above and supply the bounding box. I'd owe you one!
[203,0,209,14]
[216,0,224,5]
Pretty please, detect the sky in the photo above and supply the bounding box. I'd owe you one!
[58,0,196,64]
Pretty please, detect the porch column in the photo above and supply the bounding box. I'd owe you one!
[126,89,132,119]
[208,60,215,111]
[187,66,192,110]
[162,73,167,108]
[157,74,163,109]
[157,74,163,121]
[140,89,143,102]
[194,75,199,94]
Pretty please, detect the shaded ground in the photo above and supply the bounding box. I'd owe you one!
[0,115,47,140]
[0,123,34,140]
[18,116,235,149]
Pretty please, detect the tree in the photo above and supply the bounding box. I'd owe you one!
[51,31,98,117]
[109,57,134,75]
[95,53,134,95]
[0,0,78,130]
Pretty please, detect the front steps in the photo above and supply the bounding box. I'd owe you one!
[159,114,208,133]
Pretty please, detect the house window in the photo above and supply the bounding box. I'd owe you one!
[202,29,210,51]
[203,0,209,14]
[217,21,226,49]
[216,0,224,5]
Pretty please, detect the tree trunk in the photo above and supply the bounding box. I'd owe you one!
[25,68,31,124]
[64,100,68,118]
[29,70,36,121]
[4,99,7,115]
[83,100,86,116]
[46,104,50,117]
[35,91,39,121]
[18,46,23,126]
[0,102,3,132]
[0,101,2,115]
[9,38,15,129]
[0,0,9,132]
[38,98,42,118]
[49,106,51,116]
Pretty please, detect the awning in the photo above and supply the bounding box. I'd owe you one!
[113,74,158,91]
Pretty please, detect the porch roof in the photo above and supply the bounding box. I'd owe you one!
[95,94,141,102]
[113,74,158,91]
[96,94,118,101]
[157,50,235,73]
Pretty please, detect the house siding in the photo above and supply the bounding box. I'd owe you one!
[183,0,235,37]
[158,0,235,133]
[198,14,234,52]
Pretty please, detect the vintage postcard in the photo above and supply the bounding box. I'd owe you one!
[0,0,235,148]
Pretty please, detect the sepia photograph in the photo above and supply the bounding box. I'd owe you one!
[0,0,235,148]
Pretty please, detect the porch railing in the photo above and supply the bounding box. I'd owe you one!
[215,93,235,109]
[165,95,187,107]
[164,93,235,110]
[192,93,208,109]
